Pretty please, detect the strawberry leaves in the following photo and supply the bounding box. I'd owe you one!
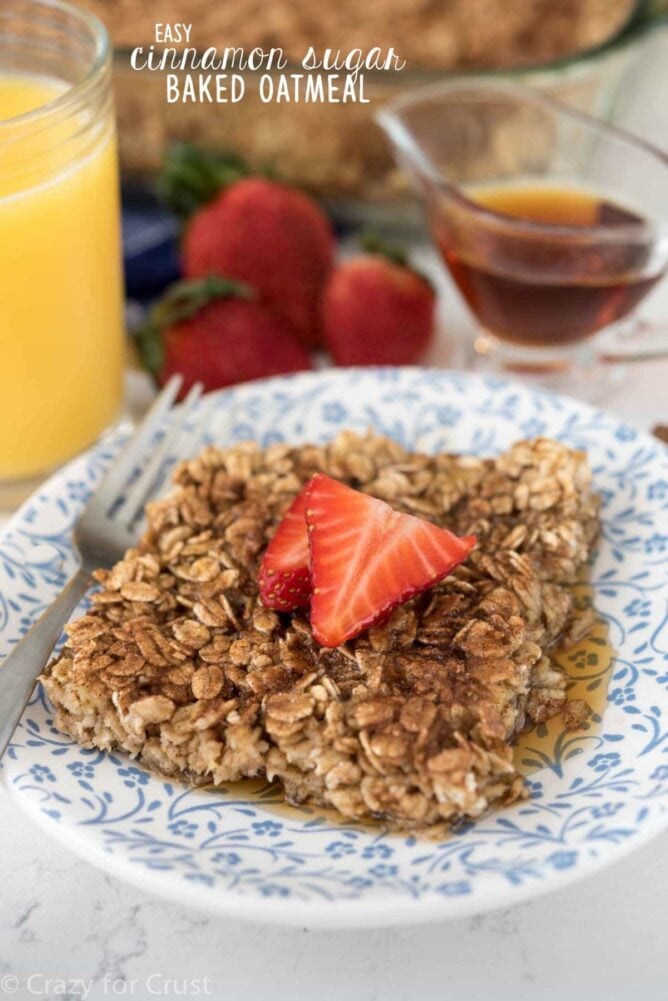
[134,275,253,375]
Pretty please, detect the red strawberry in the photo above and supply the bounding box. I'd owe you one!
[182,177,334,348]
[323,248,435,366]
[259,485,312,611]
[135,276,310,398]
[305,474,476,648]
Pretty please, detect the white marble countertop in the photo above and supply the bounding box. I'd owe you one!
[2,30,668,998]
[0,784,665,1001]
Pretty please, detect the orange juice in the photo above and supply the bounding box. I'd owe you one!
[0,73,124,482]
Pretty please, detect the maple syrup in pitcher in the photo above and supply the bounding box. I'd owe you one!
[435,182,664,346]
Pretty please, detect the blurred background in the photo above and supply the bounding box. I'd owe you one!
[79,0,668,412]
[84,0,668,225]
[77,0,668,337]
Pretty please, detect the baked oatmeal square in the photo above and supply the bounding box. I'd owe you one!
[42,431,599,834]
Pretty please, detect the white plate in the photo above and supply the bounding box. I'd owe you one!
[1,368,667,927]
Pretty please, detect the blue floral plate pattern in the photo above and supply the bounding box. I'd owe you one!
[1,368,667,927]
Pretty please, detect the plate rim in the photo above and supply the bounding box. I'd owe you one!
[6,770,667,928]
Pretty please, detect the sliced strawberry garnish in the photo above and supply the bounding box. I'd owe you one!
[259,484,311,611]
[305,474,476,648]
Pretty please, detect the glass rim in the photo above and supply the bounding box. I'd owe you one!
[0,0,109,131]
[377,77,668,242]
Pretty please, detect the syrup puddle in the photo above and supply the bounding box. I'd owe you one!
[210,579,613,825]
[514,578,614,776]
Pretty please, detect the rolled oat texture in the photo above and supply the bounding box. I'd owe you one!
[43,432,600,835]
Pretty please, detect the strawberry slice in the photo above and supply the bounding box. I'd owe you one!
[305,474,476,648]
[259,485,311,611]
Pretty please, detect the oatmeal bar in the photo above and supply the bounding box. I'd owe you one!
[42,433,599,833]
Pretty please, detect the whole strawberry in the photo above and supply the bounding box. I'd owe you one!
[135,276,310,398]
[323,241,435,366]
[181,175,334,349]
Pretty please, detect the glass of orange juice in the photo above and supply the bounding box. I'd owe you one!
[0,0,124,507]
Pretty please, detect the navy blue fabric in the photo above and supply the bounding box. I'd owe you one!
[122,186,181,301]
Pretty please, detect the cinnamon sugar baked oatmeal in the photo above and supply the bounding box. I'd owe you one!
[42,432,600,834]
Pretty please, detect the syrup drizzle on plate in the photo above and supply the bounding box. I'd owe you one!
[515,579,614,776]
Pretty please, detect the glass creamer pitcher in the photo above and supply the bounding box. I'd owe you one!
[377,80,668,397]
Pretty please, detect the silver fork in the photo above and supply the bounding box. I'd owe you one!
[0,375,205,761]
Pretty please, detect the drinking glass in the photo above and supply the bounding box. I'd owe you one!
[378,79,668,397]
[0,0,124,508]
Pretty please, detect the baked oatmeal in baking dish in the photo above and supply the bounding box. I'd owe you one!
[42,431,600,835]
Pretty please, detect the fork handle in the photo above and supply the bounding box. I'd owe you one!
[0,565,92,760]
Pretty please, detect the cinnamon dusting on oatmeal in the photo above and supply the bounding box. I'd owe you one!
[42,432,600,835]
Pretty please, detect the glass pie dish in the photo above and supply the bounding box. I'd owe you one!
[108,0,667,224]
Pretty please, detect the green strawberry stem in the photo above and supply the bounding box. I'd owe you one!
[360,232,409,267]
[156,143,251,217]
[360,232,433,290]
[134,275,253,376]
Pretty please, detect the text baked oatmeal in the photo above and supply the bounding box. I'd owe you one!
[42,432,600,834]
